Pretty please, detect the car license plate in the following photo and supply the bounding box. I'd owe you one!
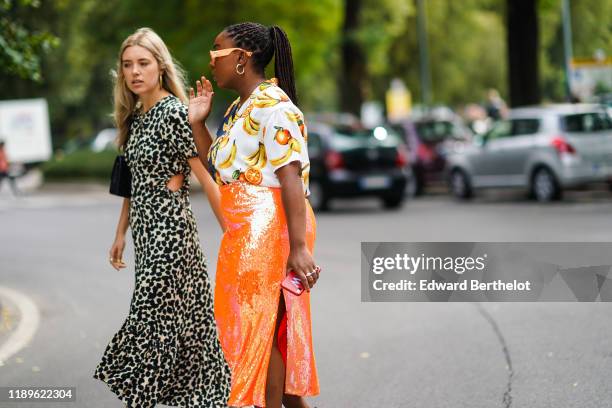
[360,176,391,190]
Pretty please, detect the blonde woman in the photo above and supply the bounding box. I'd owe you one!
[93,27,231,407]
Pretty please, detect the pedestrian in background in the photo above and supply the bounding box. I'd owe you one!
[484,88,508,121]
[93,27,231,408]
[0,140,19,196]
[188,22,321,408]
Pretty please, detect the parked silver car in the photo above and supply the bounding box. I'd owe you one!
[446,104,612,201]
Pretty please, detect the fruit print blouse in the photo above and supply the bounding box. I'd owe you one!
[208,78,310,196]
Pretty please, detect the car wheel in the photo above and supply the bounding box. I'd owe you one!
[450,169,473,199]
[382,192,404,209]
[531,167,561,202]
[308,180,329,211]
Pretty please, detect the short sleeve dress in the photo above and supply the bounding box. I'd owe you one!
[209,80,319,407]
[93,95,231,408]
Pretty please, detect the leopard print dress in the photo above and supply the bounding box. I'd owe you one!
[93,95,231,407]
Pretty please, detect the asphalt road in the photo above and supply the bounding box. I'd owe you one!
[1,184,611,407]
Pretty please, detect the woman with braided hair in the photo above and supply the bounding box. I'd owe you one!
[187,23,321,408]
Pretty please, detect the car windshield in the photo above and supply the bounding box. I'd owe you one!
[415,121,461,142]
[330,126,401,150]
[561,112,612,132]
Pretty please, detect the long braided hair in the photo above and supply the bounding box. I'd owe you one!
[224,22,298,105]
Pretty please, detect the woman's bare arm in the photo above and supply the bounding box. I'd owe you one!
[191,123,214,169]
[116,197,130,237]
[188,157,225,232]
[109,198,130,271]
[276,161,319,291]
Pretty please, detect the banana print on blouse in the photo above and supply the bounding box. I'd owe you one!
[208,78,310,196]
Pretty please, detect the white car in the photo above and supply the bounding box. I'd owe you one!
[91,128,118,152]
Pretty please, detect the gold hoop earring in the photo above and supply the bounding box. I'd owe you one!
[159,74,163,89]
[236,64,245,76]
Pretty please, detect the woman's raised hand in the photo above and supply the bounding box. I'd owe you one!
[188,76,214,125]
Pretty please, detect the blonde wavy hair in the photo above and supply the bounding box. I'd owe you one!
[113,27,188,149]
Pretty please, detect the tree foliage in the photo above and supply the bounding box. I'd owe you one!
[0,0,59,82]
[0,0,609,145]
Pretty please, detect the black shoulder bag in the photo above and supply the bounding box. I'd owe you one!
[110,115,134,198]
[109,154,132,198]
[110,116,135,198]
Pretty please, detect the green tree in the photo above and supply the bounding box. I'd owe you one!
[540,0,612,101]
[2,0,610,149]
[2,0,342,146]
[0,0,59,82]
[381,0,506,107]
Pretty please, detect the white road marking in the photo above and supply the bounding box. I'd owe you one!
[0,286,40,364]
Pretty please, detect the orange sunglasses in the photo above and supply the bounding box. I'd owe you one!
[209,48,253,63]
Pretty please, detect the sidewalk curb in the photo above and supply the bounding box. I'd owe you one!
[0,286,40,365]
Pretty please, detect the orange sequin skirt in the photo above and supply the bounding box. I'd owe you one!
[214,182,319,407]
